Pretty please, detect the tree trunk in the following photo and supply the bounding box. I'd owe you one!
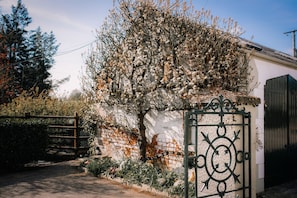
[138,112,147,162]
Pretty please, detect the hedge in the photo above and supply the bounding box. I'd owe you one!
[0,120,48,169]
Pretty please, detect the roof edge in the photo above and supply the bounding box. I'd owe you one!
[239,38,297,68]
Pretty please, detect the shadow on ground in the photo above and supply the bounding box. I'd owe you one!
[0,160,162,198]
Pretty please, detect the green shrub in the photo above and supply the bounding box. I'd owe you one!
[82,157,190,197]
[86,157,118,177]
[168,181,196,197]
[0,120,48,169]
[154,169,178,190]
[83,158,194,197]
[117,159,181,193]
[0,88,85,117]
[117,159,160,186]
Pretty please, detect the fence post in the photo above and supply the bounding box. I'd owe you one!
[74,112,79,154]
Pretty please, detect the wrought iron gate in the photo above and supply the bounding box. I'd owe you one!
[184,95,251,198]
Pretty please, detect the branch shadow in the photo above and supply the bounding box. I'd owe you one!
[0,160,135,197]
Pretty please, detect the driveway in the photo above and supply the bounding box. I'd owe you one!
[0,160,167,198]
[257,180,297,198]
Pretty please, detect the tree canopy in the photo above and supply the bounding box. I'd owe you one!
[86,0,249,112]
[85,0,250,161]
[0,0,59,104]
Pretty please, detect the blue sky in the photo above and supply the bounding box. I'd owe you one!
[1,0,297,96]
[195,0,297,53]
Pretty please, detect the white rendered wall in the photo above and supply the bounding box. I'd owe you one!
[145,110,184,149]
[144,110,184,168]
[249,55,297,193]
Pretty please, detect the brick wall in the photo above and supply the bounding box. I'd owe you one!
[96,109,185,170]
[99,126,140,161]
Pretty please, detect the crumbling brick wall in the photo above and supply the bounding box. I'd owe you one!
[93,103,185,169]
[98,127,185,170]
[99,126,140,161]
[145,134,184,169]
[96,109,185,170]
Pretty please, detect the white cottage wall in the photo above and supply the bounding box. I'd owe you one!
[249,54,297,193]
[145,110,184,150]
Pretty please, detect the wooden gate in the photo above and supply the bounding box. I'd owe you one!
[264,75,297,187]
[0,113,89,158]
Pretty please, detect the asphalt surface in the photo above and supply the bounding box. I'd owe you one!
[0,160,167,198]
[257,180,297,198]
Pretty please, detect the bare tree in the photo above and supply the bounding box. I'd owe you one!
[84,0,249,161]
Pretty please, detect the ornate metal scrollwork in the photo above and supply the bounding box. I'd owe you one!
[184,95,251,198]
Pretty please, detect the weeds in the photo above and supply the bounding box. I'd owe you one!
[85,157,118,177]
[83,157,193,197]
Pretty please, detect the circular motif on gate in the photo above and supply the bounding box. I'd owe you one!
[217,181,227,196]
[211,145,231,174]
[204,132,238,183]
[216,125,227,137]
[197,155,206,168]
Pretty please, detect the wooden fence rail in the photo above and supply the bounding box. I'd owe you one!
[0,113,89,158]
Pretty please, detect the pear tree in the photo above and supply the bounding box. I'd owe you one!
[85,0,249,161]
